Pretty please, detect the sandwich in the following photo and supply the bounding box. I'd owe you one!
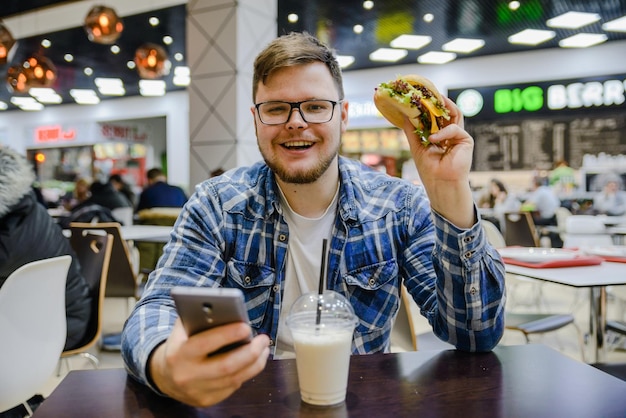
[373,74,450,142]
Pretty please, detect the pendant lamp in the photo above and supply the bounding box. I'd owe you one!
[6,65,28,93]
[134,43,169,79]
[0,21,16,66]
[84,5,124,44]
[8,55,58,93]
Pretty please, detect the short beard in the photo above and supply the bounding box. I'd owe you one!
[268,153,336,184]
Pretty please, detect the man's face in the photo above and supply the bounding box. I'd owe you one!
[251,62,348,185]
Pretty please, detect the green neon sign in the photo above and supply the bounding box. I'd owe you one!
[494,86,544,113]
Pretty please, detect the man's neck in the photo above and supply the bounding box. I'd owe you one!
[276,165,340,218]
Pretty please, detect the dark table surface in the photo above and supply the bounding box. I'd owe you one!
[33,344,626,418]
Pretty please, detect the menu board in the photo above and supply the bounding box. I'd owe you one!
[467,113,626,171]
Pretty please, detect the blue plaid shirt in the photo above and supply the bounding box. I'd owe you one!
[122,157,506,391]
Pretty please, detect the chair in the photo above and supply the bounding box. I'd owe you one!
[61,231,113,370]
[555,206,572,242]
[69,222,140,301]
[504,211,540,247]
[0,256,71,415]
[562,215,613,248]
[482,221,586,361]
[390,285,417,352]
[111,206,134,226]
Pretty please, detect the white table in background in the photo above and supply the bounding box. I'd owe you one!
[119,225,172,242]
[505,261,626,363]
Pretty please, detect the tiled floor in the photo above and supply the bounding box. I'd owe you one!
[42,280,626,397]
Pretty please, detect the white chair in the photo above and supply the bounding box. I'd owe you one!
[0,255,71,415]
[390,285,417,352]
[562,215,613,248]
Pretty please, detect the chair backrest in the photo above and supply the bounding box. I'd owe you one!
[555,207,572,236]
[69,222,137,298]
[111,206,134,226]
[390,285,417,352]
[504,212,540,247]
[482,219,507,249]
[65,232,113,355]
[0,255,71,413]
[565,215,606,234]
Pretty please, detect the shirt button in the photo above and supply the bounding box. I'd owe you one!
[269,339,274,346]
[368,278,376,287]
[465,251,473,258]
[279,234,287,242]
[464,236,473,243]
[244,276,251,284]
[272,284,279,293]
[470,287,478,295]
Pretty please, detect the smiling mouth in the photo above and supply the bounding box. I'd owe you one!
[282,140,314,150]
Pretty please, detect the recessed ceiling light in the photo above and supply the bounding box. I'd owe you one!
[390,34,432,50]
[423,13,434,23]
[442,38,485,53]
[30,88,62,104]
[288,13,298,23]
[603,16,626,32]
[163,36,173,45]
[174,53,184,61]
[547,11,601,29]
[95,77,125,96]
[64,54,74,62]
[336,55,355,68]
[508,29,556,45]
[173,66,190,86]
[353,25,364,34]
[84,67,93,76]
[110,45,120,54]
[508,1,520,11]
[127,61,136,69]
[417,51,456,64]
[139,80,166,96]
[149,17,160,26]
[363,1,374,10]
[0,101,7,110]
[41,39,51,48]
[559,33,608,48]
[70,89,100,105]
[369,48,407,62]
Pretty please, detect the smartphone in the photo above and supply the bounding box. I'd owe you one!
[171,286,252,354]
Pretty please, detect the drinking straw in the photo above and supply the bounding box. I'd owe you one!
[316,239,328,326]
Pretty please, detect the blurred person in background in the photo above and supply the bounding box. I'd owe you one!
[478,178,521,231]
[109,173,136,207]
[593,176,626,216]
[549,160,576,193]
[0,146,92,350]
[136,167,187,212]
[63,177,91,210]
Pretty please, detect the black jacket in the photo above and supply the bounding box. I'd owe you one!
[0,191,92,350]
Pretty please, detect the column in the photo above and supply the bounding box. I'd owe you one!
[186,0,277,188]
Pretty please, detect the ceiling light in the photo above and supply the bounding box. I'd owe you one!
[139,80,166,96]
[0,101,7,110]
[369,48,407,62]
[336,55,355,68]
[30,88,62,104]
[442,38,485,53]
[6,65,27,93]
[84,67,93,76]
[288,14,299,23]
[174,53,184,61]
[135,43,170,79]
[22,55,57,90]
[417,51,457,64]
[95,77,125,95]
[547,11,601,29]
[41,39,51,48]
[173,66,190,86]
[11,96,43,111]
[353,25,364,34]
[559,33,608,48]
[70,89,100,105]
[423,13,434,23]
[84,5,124,44]
[603,16,626,32]
[110,45,120,54]
[363,1,374,10]
[0,22,16,66]
[508,1,520,11]
[149,17,160,26]
[64,54,74,62]
[390,34,432,50]
[163,36,173,45]
[508,29,555,45]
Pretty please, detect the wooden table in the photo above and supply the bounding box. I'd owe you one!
[505,261,626,363]
[32,345,626,418]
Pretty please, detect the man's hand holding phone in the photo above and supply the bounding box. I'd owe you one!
[148,288,271,407]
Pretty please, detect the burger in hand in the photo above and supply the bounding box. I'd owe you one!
[374,74,450,144]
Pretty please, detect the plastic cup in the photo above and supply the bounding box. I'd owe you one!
[286,290,357,406]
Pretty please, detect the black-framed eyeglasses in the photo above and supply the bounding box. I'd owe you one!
[254,100,341,125]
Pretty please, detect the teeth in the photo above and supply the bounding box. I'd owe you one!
[284,141,312,148]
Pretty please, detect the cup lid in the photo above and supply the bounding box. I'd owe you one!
[286,290,357,330]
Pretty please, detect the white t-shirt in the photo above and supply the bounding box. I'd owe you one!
[273,185,338,359]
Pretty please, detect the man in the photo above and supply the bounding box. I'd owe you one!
[135,167,188,212]
[594,177,626,216]
[122,32,506,407]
